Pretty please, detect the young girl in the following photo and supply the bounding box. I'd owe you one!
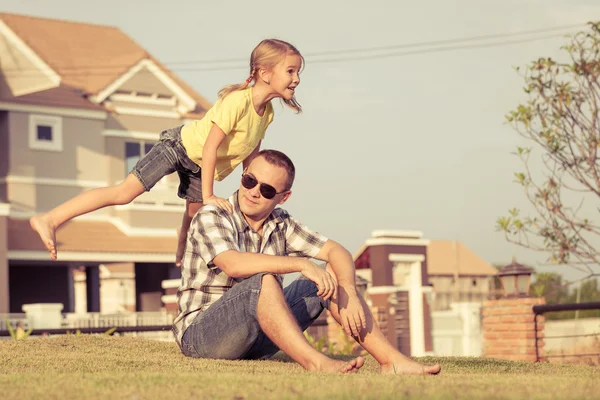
[30,38,304,266]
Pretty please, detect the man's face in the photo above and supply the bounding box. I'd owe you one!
[238,156,291,219]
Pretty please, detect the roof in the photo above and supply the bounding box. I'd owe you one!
[8,218,177,255]
[0,84,106,110]
[0,13,212,113]
[427,240,497,277]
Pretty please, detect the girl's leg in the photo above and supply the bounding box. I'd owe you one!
[30,174,146,260]
[175,200,203,267]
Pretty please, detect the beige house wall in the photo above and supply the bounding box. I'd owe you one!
[119,68,174,96]
[429,275,493,311]
[8,111,106,180]
[106,114,182,133]
[0,111,8,202]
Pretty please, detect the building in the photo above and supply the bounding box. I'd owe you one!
[0,13,212,314]
[351,230,497,356]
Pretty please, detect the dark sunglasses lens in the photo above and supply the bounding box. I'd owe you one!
[259,184,277,199]
[241,174,257,189]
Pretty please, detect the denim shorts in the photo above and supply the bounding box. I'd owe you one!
[180,273,329,360]
[131,125,203,202]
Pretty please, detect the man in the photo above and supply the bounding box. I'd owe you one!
[174,149,441,375]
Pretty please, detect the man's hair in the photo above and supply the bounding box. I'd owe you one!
[256,149,295,190]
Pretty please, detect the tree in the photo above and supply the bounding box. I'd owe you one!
[497,22,600,280]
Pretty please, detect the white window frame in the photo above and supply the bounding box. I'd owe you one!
[28,114,63,152]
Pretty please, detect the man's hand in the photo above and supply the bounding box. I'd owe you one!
[338,286,366,337]
[203,195,233,213]
[300,261,336,301]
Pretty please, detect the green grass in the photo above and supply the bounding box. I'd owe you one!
[0,336,598,400]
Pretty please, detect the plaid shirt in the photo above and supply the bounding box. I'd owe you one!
[173,191,328,346]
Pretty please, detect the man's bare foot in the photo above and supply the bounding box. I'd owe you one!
[175,226,186,267]
[311,356,365,374]
[30,214,57,260]
[381,359,441,375]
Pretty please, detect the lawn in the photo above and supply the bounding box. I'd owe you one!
[1,335,598,400]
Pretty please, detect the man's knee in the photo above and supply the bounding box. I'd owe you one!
[261,273,279,286]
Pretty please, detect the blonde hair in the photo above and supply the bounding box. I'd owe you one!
[218,39,304,113]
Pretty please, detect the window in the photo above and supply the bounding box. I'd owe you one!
[125,141,156,175]
[28,115,63,151]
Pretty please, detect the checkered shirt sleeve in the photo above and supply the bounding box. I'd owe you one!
[283,212,328,258]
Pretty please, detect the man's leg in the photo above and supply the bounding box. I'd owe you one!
[255,274,364,373]
[325,265,441,375]
[181,273,364,373]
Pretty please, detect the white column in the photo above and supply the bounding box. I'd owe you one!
[389,254,427,357]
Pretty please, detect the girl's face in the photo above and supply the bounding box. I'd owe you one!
[267,53,302,100]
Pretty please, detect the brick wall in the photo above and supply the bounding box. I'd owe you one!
[482,297,546,362]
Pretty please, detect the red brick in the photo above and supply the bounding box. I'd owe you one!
[484,332,499,340]
[483,316,502,324]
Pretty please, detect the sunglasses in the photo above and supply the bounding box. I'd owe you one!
[241,173,287,200]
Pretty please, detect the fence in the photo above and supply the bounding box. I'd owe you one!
[533,301,600,363]
[0,311,175,340]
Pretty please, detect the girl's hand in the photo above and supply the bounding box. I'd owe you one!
[203,195,233,213]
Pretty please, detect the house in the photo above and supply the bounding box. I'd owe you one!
[0,13,212,314]
[351,230,497,357]
[426,240,499,311]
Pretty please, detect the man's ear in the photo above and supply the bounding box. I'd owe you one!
[278,190,292,205]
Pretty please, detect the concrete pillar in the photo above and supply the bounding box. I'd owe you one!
[86,266,100,312]
[482,297,546,362]
[0,205,9,313]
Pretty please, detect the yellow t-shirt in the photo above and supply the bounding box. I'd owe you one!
[180,87,274,181]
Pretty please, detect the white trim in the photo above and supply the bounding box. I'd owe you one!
[372,230,423,239]
[352,237,430,260]
[161,294,177,304]
[0,175,106,188]
[144,60,196,112]
[109,93,177,107]
[90,59,148,104]
[107,217,177,237]
[114,106,179,119]
[28,114,63,152]
[366,237,430,246]
[91,59,196,113]
[103,129,160,141]
[8,251,174,263]
[161,279,180,289]
[407,261,426,357]
[0,102,107,120]
[389,254,425,263]
[0,203,10,217]
[0,20,61,86]
[115,203,185,213]
[367,286,403,295]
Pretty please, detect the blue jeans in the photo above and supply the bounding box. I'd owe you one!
[180,273,327,360]
[131,125,203,202]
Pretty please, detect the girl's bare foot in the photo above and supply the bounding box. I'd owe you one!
[311,356,365,374]
[175,226,186,267]
[30,214,57,260]
[381,358,441,375]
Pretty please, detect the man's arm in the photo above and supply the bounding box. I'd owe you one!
[313,239,357,294]
[313,239,366,336]
[213,250,306,278]
[213,250,337,300]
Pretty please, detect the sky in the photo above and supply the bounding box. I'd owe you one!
[3,0,600,283]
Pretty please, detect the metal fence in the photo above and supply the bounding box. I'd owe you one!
[533,301,600,363]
